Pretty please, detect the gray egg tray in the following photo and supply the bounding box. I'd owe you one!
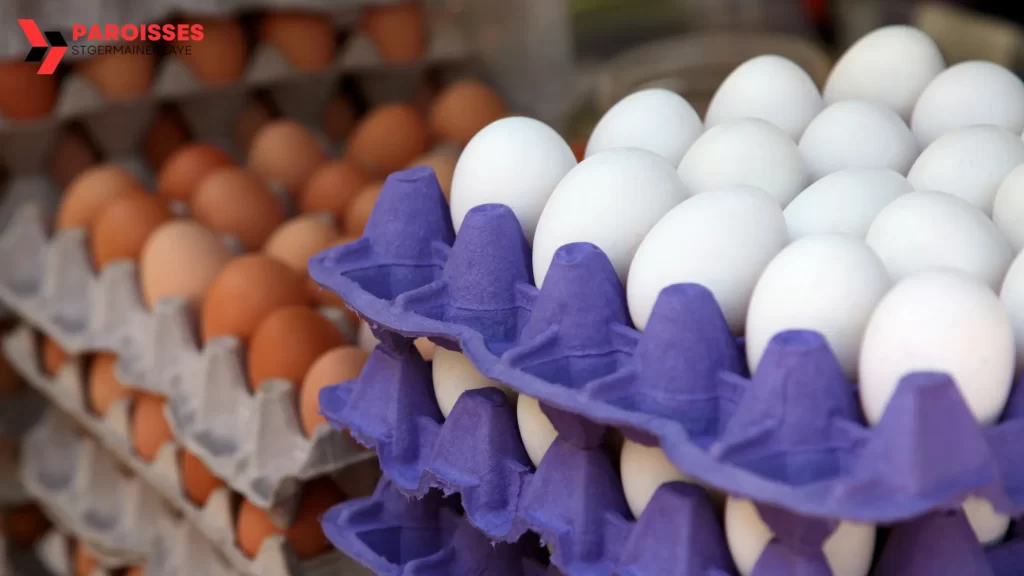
[33,528,118,576]
[3,324,379,576]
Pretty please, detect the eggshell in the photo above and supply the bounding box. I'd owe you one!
[706,55,823,140]
[414,337,435,361]
[300,346,369,437]
[131,393,173,461]
[57,166,147,231]
[0,61,57,120]
[236,97,277,154]
[74,541,98,576]
[450,117,576,242]
[260,12,336,72]
[90,191,174,270]
[142,109,191,171]
[362,2,426,63]
[343,182,384,236]
[264,214,339,272]
[994,165,1024,251]
[175,18,248,85]
[798,100,918,181]
[87,354,134,416]
[429,80,507,146]
[783,168,912,240]
[248,120,326,196]
[191,167,286,250]
[157,144,235,203]
[962,496,1011,545]
[517,394,559,467]
[912,61,1024,145]
[823,25,945,121]
[586,88,703,166]
[347,104,430,176]
[139,220,233,309]
[300,160,371,222]
[866,191,1014,290]
[181,450,225,506]
[627,185,787,333]
[620,439,693,519]
[1000,252,1024,373]
[49,128,99,189]
[322,96,358,143]
[201,255,310,343]
[78,52,155,100]
[1,504,49,549]
[907,125,1024,215]
[247,306,346,391]
[677,118,806,207]
[746,236,890,378]
[406,150,458,199]
[859,270,1015,426]
[236,478,344,559]
[725,497,875,576]
[432,347,515,418]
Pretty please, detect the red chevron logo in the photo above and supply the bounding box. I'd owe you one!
[19,19,67,75]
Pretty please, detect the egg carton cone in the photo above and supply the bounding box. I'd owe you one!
[34,528,117,576]
[309,168,1024,522]
[322,477,554,576]
[0,176,61,234]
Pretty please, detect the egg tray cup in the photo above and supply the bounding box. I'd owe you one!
[321,475,562,576]
[2,324,377,576]
[33,527,119,576]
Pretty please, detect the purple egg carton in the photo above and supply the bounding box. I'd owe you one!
[321,477,559,576]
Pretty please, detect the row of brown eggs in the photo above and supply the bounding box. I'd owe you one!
[0,2,429,121]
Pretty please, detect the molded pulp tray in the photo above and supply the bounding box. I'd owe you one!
[322,476,561,576]
[308,168,1024,573]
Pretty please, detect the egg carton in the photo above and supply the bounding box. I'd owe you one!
[2,325,379,576]
[33,525,131,576]
[309,170,1024,523]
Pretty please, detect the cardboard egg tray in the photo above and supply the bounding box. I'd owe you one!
[4,326,379,576]
[33,527,120,576]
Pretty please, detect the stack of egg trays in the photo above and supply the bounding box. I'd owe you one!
[3,323,378,576]
[308,167,1024,576]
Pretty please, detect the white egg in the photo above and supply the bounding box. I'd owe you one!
[784,168,912,239]
[432,347,515,418]
[859,270,1015,426]
[356,321,379,352]
[725,497,876,576]
[517,394,559,467]
[450,117,577,243]
[627,185,788,333]
[798,100,918,181]
[911,60,1024,146]
[1000,252,1024,373]
[962,496,1011,546]
[907,125,1024,216]
[586,88,703,166]
[746,235,891,379]
[823,25,945,121]
[620,439,693,519]
[865,191,1014,290]
[532,148,686,287]
[705,55,824,140]
[993,164,1024,251]
[677,118,807,207]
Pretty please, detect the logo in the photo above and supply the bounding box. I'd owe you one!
[18,19,67,75]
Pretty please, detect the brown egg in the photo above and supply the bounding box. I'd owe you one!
[322,96,357,143]
[131,393,174,462]
[264,214,339,273]
[343,182,383,236]
[78,52,155,101]
[49,128,99,190]
[190,168,286,251]
[300,347,369,437]
[236,478,344,559]
[414,337,435,361]
[139,220,233,309]
[362,3,426,64]
[181,450,225,506]
[248,306,346,391]
[1,504,49,549]
[41,336,69,377]
[157,144,235,203]
[143,109,191,171]
[57,166,147,231]
[570,139,587,163]
[299,160,370,222]
[248,120,326,197]
[0,61,57,120]
[176,18,248,86]
[90,191,174,270]
[406,150,457,200]
[201,255,309,343]
[0,352,23,394]
[74,541,98,576]
[260,13,336,72]
[87,354,133,416]
[347,104,429,176]
[235,97,276,155]
[429,81,506,146]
